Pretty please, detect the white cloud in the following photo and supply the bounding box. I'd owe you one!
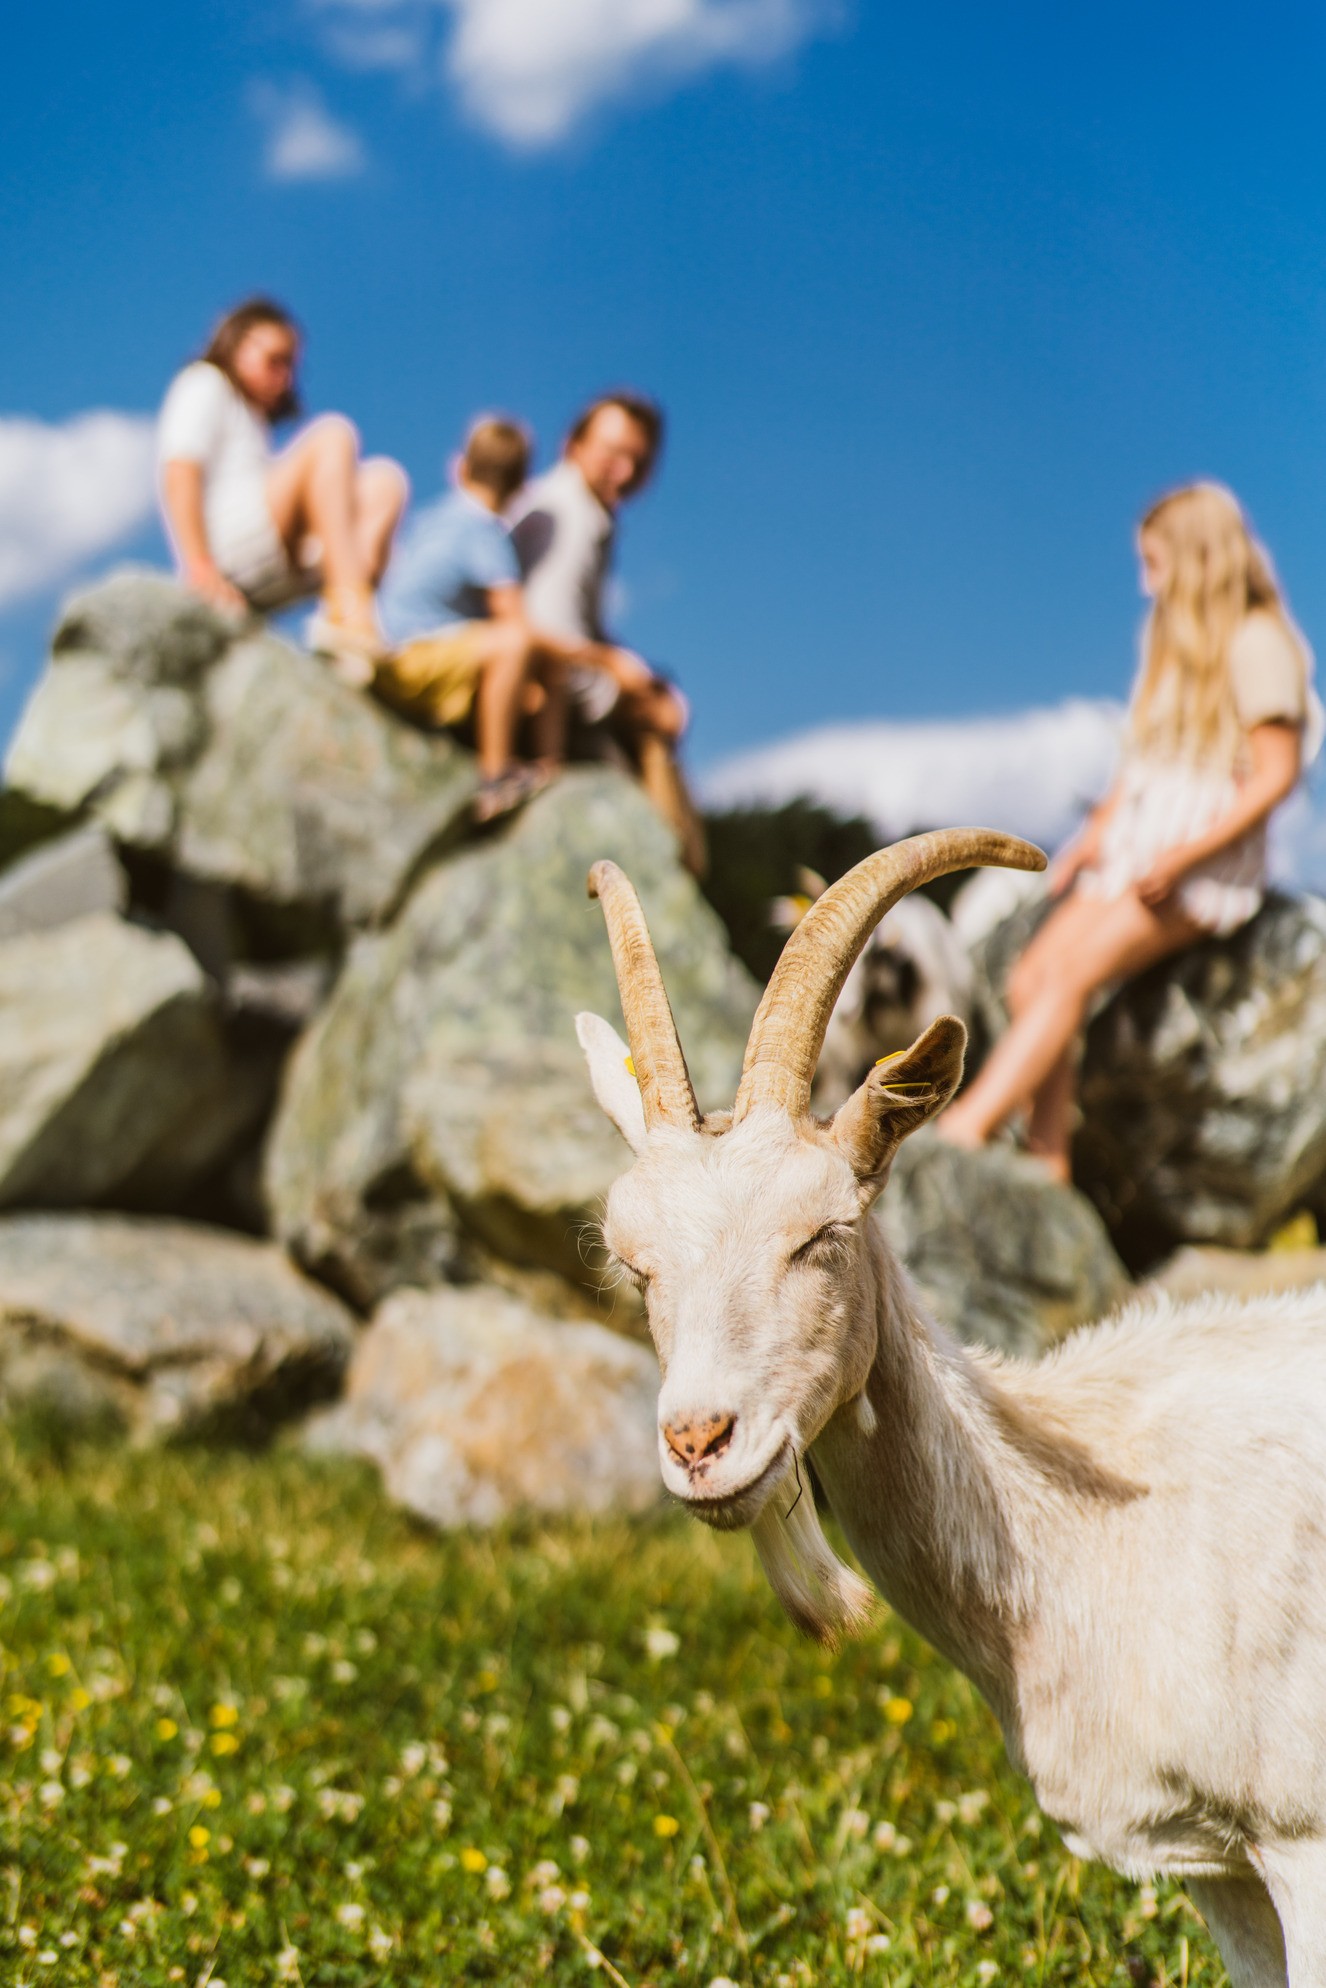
[315,0,837,148]
[702,701,1127,856]
[0,412,156,613]
[250,79,368,181]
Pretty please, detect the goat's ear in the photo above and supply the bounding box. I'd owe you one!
[576,1012,648,1154]
[831,1014,967,1189]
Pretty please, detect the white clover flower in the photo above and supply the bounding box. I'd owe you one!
[330,1659,358,1685]
[977,1962,999,1986]
[38,1781,63,1808]
[568,1889,590,1911]
[367,1925,393,1962]
[931,1884,950,1905]
[550,1705,573,1733]
[569,1834,591,1863]
[707,1978,740,1988]
[933,1798,956,1824]
[245,1857,271,1880]
[845,1906,872,1941]
[58,1931,77,1948]
[841,1806,869,1839]
[17,1925,36,1947]
[401,1743,427,1777]
[106,1754,132,1778]
[39,1749,62,1775]
[484,1866,511,1900]
[537,1885,567,1915]
[151,1797,172,1816]
[958,1790,990,1826]
[866,1932,892,1954]
[965,1899,994,1932]
[871,1820,896,1851]
[643,1625,680,1661]
[432,1797,453,1830]
[355,1629,378,1654]
[528,1860,561,1887]
[335,1901,366,1930]
[272,1784,296,1813]
[748,1801,770,1831]
[275,1945,300,1981]
[36,1951,58,1966]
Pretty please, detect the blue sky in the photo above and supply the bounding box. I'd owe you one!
[5,0,1326,776]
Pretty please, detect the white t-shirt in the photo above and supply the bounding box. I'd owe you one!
[509,459,614,643]
[158,362,274,562]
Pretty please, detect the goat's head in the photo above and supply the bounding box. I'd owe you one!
[576,830,1045,1642]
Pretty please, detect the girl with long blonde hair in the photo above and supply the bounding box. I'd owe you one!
[941,482,1316,1178]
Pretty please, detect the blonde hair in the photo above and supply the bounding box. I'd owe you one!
[1131,482,1303,764]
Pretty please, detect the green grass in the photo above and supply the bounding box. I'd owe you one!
[0,1425,1225,1986]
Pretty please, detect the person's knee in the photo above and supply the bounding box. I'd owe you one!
[362,457,409,515]
[309,412,360,460]
[1007,955,1040,1014]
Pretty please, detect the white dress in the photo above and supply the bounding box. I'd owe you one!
[1078,615,1318,936]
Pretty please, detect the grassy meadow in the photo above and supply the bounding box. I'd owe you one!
[0,1424,1225,1986]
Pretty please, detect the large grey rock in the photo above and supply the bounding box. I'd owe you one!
[0,912,255,1209]
[0,1213,353,1439]
[972,890,1326,1264]
[305,1284,660,1527]
[266,768,759,1308]
[0,825,126,942]
[6,571,476,937]
[880,1134,1130,1357]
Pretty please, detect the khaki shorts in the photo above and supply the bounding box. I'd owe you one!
[374,623,493,728]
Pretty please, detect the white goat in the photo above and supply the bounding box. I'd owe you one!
[576,829,1326,1986]
[771,868,974,1112]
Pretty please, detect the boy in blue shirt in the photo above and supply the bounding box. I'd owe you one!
[378,418,565,821]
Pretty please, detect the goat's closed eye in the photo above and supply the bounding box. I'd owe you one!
[789,1223,852,1265]
[612,1253,649,1289]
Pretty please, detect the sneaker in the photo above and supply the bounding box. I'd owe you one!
[472,763,554,826]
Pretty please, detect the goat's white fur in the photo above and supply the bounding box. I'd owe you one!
[579,1011,1326,1985]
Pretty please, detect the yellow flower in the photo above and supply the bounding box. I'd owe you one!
[156,1718,179,1742]
[70,1688,91,1714]
[188,1826,210,1850]
[46,1653,71,1678]
[475,1670,498,1693]
[812,1675,833,1699]
[883,1696,913,1726]
[653,1815,680,1839]
[202,1788,222,1809]
[210,1703,239,1728]
[931,1718,956,1744]
[460,1847,488,1874]
[211,1732,240,1757]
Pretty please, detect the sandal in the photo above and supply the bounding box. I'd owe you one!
[307,587,389,673]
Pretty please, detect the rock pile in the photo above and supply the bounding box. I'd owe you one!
[975,889,1326,1266]
[0,570,1138,1521]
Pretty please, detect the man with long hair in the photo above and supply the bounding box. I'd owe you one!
[158,297,407,670]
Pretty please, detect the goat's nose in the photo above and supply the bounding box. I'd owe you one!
[662,1413,736,1467]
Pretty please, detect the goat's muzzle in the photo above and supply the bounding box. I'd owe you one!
[662,1412,736,1468]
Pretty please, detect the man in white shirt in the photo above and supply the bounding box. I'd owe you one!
[510,396,705,873]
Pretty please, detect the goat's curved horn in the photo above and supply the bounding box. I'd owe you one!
[588,860,701,1133]
[733,829,1046,1123]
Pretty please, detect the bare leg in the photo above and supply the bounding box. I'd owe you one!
[267,414,366,596]
[1024,1046,1077,1182]
[1187,1873,1286,1987]
[355,458,409,586]
[474,626,534,781]
[529,652,569,768]
[939,889,1205,1150]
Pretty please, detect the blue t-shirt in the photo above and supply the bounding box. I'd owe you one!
[379,490,519,645]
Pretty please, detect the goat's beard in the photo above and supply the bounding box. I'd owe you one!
[750,1463,875,1648]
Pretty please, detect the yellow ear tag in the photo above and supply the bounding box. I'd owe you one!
[624,1055,636,1078]
[873,1053,928,1095]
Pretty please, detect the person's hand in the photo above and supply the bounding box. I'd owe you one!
[1136,847,1192,909]
[1046,840,1092,898]
[185,560,248,620]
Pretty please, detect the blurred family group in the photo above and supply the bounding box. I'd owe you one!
[156,297,704,869]
[159,300,1323,1185]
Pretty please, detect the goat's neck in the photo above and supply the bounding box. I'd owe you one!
[809,1227,1055,1719]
